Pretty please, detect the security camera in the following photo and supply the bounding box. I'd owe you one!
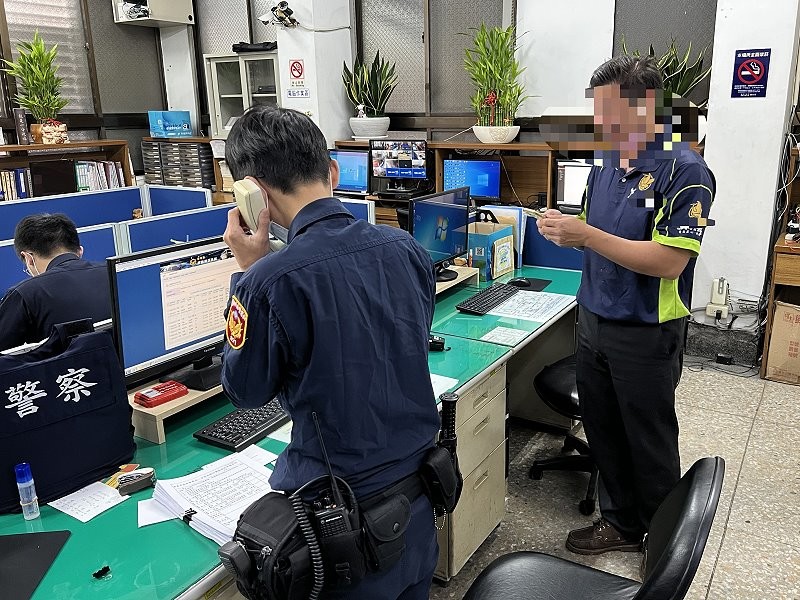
[266,1,298,27]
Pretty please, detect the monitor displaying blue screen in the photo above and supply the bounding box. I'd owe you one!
[0,224,122,297]
[340,199,374,223]
[371,140,427,179]
[0,187,142,240]
[148,186,210,216]
[110,239,239,382]
[411,188,470,266]
[330,150,369,193]
[443,160,501,199]
[126,205,230,252]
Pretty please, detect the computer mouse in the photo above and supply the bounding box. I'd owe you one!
[507,277,531,288]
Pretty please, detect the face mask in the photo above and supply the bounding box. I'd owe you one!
[269,221,289,244]
[22,253,40,277]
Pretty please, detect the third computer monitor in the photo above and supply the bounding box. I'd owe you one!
[370,140,427,181]
[443,159,501,201]
[410,187,470,282]
[330,149,370,195]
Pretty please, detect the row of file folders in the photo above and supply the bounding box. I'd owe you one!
[0,159,127,202]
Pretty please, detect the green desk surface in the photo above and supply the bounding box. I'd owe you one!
[432,266,581,347]
[0,338,510,600]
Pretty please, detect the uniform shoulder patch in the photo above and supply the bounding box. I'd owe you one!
[226,295,248,350]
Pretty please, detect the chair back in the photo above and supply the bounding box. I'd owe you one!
[635,456,725,600]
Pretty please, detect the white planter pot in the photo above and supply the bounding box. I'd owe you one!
[472,125,520,144]
[349,116,390,139]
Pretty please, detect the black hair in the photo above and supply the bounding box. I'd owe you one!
[225,105,331,194]
[590,55,664,89]
[14,213,80,258]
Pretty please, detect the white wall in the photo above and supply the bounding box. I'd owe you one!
[695,0,800,307]
[516,0,615,116]
[159,26,201,134]
[276,0,353,147]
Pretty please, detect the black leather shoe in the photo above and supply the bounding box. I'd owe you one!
[566,518,643,555]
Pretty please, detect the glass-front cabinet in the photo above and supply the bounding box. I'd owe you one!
[204,52,280,138]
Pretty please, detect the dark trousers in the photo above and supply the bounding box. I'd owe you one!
[323,495,438,600]
[576,308,684,539]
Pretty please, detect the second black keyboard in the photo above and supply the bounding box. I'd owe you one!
[455,283,520,316]
[193,399,291,452]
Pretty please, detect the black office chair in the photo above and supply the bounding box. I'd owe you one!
[463,456,725,600]
[396,206,410,230]
[528,354,598,515]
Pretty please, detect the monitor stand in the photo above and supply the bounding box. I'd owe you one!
[436,263,459,283]
[160,355,222,391]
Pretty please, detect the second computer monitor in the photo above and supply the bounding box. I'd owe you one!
[370,140,427,180]
[410,187,470,282]
[108,237,240,389]
[443,159,501,201]
[330,149,370,195]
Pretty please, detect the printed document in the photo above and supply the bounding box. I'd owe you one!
[487,291,574,323]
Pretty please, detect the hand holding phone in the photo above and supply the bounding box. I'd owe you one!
[233,179,267,232]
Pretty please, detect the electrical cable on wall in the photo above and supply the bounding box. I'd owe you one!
[260,1,350,33]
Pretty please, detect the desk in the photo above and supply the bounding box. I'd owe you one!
[0,336,510,599]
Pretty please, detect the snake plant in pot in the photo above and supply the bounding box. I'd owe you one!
[3,31,69,144]
[342,52,398,138]
[464,24,528,144]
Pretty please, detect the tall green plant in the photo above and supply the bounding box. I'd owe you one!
[2,31,68,121]
[342,52,398,117]
[464,24,528,127]
[621,37,712,107]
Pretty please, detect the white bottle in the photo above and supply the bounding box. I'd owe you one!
[15,462,40,520]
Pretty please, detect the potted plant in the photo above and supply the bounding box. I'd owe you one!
[342,52,398,139]
[3,31,69,144]
[464,24,528,144]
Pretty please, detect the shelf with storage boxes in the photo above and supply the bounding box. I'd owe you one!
[436,363,507,581]
[0,140,133,200]
[141,137,219,191]
[204,52,280,139]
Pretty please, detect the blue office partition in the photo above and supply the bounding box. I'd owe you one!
[523,215,584,270]
[0,187,144,240]
[0,223,126,297]
[122,205,231,253]
[340,198,376,224]
[144,185,212,217]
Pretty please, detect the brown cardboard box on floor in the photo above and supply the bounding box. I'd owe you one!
[766,288,800,384]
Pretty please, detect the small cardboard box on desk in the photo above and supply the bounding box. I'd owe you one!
[466,221,515,281]
[766,288,800,384]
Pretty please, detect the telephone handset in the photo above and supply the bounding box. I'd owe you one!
[232,179,286,252]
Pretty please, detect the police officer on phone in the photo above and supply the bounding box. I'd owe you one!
[0,214,112,351]
[221,106,440,599]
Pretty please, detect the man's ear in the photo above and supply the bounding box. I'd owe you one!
[329,159,340,192]
[77,245,84,259]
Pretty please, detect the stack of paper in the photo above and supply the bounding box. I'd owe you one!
[151,454,273,545]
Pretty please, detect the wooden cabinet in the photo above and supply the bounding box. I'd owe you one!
[435,363,507,581]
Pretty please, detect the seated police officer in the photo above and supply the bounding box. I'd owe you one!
[221,106,440,600]
[0,214,112,351]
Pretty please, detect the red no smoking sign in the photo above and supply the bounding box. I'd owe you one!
[737,59,764,84]
[289,59,304,80]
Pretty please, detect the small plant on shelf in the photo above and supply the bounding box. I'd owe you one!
[342,52,398,138]
[2,30,69,143]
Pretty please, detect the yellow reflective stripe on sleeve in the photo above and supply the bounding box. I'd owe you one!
[658,277,690,323]
[652,231,701,256]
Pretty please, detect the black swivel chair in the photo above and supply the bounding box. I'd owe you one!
[528,354,598,515]
[463,456,725,600]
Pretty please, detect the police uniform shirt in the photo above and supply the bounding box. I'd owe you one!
[222,197,441,498]
[0,253,112,351]
[577,144,716,324]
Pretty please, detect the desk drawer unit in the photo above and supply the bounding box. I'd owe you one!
[774,253,800,286]
[456,364,506,429]
[457,389,506,477]
[435,442,506,579]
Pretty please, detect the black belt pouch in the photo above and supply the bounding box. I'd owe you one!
[361,493,412,572]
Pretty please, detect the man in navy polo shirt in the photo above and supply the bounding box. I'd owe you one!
[538,55,715,555]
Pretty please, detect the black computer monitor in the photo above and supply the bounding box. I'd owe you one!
[329,149,370,195]
[410,187,471,282]
[443,159,501,201]
[108,237,240,389]
[370,139,428,192]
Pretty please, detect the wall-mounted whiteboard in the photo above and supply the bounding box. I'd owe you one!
[516,0,615,116]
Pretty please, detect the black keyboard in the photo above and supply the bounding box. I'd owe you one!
[455,283,520,316]
[193,399,290,452]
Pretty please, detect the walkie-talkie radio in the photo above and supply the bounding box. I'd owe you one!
[310,412,354,538]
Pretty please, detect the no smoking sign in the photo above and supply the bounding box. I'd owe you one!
[732,48,771,98]
[289,59,305,88]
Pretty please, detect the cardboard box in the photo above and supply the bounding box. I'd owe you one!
[148,111,193,138]
[467,222,514,281]
[765,288,800,384]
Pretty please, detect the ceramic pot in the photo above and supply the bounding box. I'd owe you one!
[29,123,42,144]
[349,116,390,139]
[472,125,520,144]
[41,122,69,144]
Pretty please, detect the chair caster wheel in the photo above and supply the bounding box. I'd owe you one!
[579,499,595,515]
[529,467,543,480]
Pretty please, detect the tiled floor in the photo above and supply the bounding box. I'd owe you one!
[429,360,800,600]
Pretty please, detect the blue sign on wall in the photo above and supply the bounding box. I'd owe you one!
[731,49,771,98]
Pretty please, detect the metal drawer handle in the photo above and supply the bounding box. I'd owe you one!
[473,416,490,437]
[473,390,490,409]
[473,471,490,490]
